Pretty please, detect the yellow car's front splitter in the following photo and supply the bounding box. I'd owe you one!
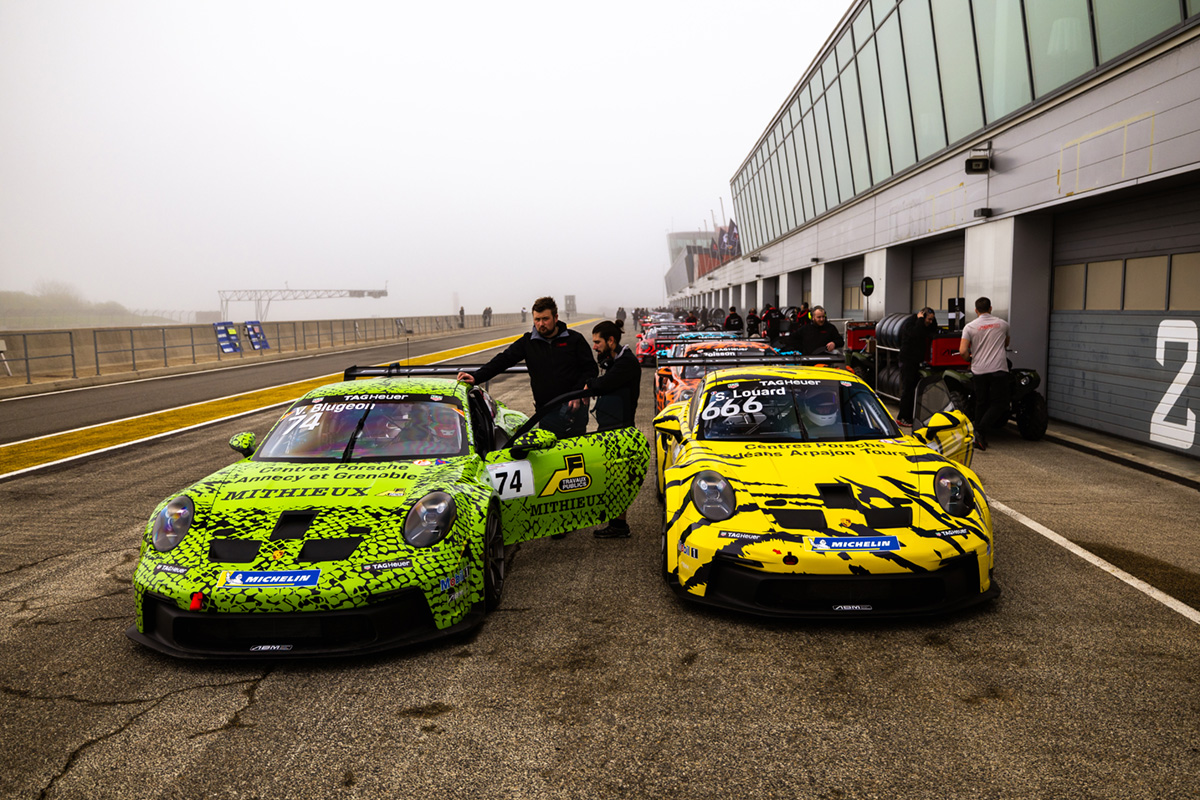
[668,522,998,618]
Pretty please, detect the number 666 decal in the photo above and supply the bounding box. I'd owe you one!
[487,461,534,499]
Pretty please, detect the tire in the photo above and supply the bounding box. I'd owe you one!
[1016,391,1049,440]
[661,512,674,582]
[483,506,505,611]
[949,389,972,416]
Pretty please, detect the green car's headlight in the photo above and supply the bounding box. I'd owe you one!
[935,467,975,517]
[404,492,457,547]
[691,470,736,521]
[151,496,195,552]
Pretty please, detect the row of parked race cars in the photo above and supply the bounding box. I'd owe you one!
[128,317,997,658]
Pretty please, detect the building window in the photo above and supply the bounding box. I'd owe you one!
[1093,0,1180,62]
[1122,256,1169,310]
[1025,0,1095,98]
[876,14,917,172]
[843,286,864,311]
[857,39,893,182]
[931,0,985,142]
[973,0,1033,122]
[1084,260,1123,310]
[1052,263,1086,310]
[1170,253,1200,310]
[901,0,947,160]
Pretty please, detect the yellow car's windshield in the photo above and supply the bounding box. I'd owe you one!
[697,378,899,442]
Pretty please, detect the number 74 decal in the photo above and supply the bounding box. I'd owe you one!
[486,461,534,499]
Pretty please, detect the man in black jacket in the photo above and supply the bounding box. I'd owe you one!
[897,307,937,426]
[584,320,641,538]
[723,306,744,333]
[457,296,597,437]
[793,305,844,355]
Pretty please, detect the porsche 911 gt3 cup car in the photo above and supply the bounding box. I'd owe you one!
[128,364,649,657]
[654,367,996,617]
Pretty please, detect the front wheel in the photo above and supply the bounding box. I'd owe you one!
[1015,392,1048,440]
[483,506,505,611]
[660,513,674,583]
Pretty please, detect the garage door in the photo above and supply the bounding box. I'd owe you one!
[1048,182,1200,456]
[911,236,964,315]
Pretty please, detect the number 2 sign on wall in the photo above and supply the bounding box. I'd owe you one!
[1150,319,1197,450]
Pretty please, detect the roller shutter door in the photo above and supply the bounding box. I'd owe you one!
[1048,182,1200,456]
[841,258,864,320]
[911,236,964,315]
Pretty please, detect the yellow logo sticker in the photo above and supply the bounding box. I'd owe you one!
[538,453,592,496]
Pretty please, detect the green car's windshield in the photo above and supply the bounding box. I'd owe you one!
[255,397,468,462]
[696,377,900,443]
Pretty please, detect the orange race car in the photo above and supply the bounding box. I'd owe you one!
[654,339,777,412]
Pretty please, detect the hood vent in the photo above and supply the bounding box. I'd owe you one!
[816,484,859,509]
[270,511,319,541]
[863,507,912,528]
[767,509,826,530]
[209,539,261,563]
[299,537,363,562]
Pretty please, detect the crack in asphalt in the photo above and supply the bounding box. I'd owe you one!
[3,587,132,615]
[35,675,269,800]
[185,671,270,739]
[0,550,75,579]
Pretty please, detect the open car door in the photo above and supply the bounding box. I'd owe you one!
[483,421,649,545]
[911,375,976,467]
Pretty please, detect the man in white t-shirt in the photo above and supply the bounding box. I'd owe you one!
[958,297,1010,451]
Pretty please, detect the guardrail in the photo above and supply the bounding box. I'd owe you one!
[1,312,528,386]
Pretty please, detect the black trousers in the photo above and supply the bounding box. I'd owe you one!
[973,371,1011,434]
[898,360,921,422]
[539,403,589,439]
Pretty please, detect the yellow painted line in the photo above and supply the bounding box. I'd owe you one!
[1,321,600,478]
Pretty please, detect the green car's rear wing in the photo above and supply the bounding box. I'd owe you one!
[343,364,529,381]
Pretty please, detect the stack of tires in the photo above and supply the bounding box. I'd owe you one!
[873,313,909,397]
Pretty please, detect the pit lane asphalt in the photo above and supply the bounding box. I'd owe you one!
[1,365,1198,799]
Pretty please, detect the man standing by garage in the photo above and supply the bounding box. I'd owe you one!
[457,296,597,438]
[584,319,641,538]
[959,297,1010,451]
[897,307,937,426]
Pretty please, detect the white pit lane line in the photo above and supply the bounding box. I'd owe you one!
[992,499,1200,626]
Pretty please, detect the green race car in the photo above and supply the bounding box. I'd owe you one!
[127,365,649,658]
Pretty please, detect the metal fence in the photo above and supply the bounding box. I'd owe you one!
[1,312,525,386]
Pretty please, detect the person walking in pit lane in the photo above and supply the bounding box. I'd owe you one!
[584,319,641,538]
[457,296,597,438]
[958,297,1010,451]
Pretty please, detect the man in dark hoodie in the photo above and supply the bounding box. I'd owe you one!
[457,296,597,438]
[584,319,641,538]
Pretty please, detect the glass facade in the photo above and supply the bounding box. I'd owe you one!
[732,0,1193,254]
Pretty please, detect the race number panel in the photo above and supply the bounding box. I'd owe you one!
[487,461,534,499]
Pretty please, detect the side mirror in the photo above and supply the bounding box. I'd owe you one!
[656,366,672,379]
[511,427,558,455]
[637,333,644,339]
[229,431,257,458]
[653,411,683,442]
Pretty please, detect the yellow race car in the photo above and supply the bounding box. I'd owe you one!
[654,366,997,617]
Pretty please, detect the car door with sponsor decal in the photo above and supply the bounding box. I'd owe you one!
[483,428,650,544]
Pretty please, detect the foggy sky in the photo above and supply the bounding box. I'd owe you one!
[0,0,849,321]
